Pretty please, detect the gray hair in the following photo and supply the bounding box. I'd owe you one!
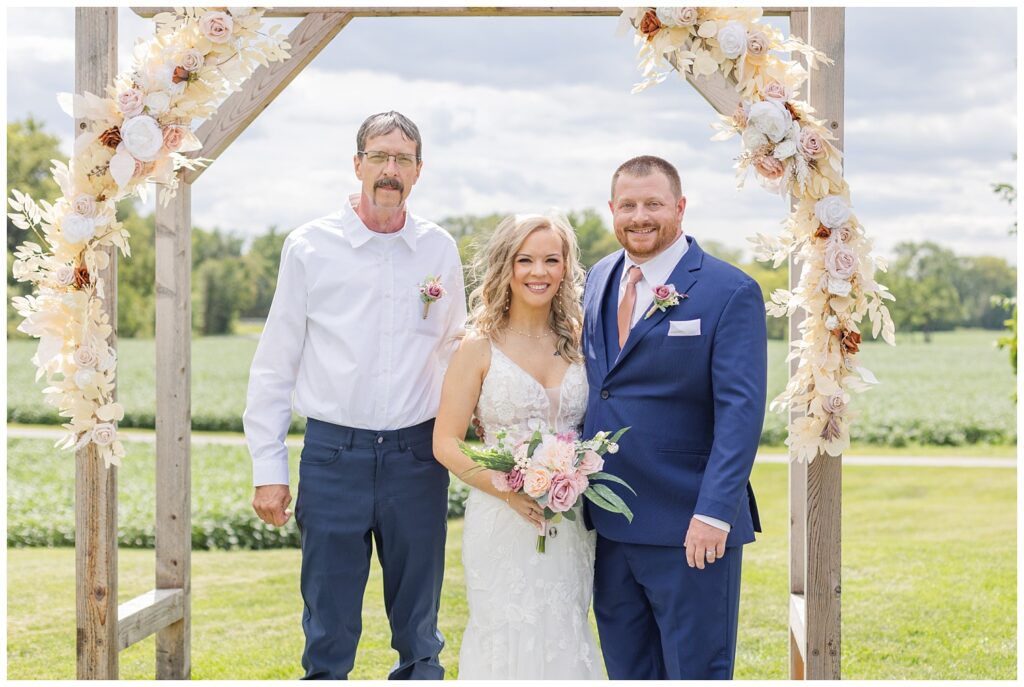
[356,111,422,160]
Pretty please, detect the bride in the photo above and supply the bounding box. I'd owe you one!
[432,212,603,679]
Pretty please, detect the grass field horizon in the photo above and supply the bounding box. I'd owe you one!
[6,328,1017,446]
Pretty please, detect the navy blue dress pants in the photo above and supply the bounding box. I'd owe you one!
[594,535,744,680]
[295,418,448,680]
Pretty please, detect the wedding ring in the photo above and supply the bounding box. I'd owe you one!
[705,550,716,558]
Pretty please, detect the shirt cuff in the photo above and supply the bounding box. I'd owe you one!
[252,457,290,487]
[694,513,731,533]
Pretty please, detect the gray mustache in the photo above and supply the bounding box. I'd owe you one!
[375,178,403,192]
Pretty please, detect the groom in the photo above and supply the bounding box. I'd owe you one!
[582,155,766,679]
[244,112,466,679]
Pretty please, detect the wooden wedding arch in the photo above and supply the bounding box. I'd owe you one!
[73,6,844,679]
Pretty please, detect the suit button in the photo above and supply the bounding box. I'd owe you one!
[600,389,610,400]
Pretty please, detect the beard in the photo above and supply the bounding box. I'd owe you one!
[619,222,679,258]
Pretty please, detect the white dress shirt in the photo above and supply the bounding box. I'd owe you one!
[617,233,731,534]
[244,194,467,486]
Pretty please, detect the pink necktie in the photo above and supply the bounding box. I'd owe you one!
[618,265,643,349]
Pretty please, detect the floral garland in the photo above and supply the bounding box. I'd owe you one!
[622,7,896,462]
[8,8,289,467]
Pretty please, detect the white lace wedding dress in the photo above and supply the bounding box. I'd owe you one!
[458,342,604,680]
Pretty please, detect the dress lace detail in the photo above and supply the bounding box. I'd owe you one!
[459,343,603,680]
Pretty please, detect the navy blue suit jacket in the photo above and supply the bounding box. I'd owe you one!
[582,236,766,548]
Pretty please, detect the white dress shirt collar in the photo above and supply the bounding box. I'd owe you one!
[342,193,425,251]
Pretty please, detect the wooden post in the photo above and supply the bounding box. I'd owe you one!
[74,7,118,680]
[154,184,192,678]
[789,7,845,680]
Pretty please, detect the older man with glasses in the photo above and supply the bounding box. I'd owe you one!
[244,111,466,679]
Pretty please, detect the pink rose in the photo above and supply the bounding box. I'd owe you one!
[199,11,234,44]
[754,154,785,180]
[162,125,186,152]
[491,470,512,493]
[799,127,826,160]
[823,392,848,415]
[523,466,553,498]
[653,284,676,301]
[547,473,582,513]
[505,468,525,492]
[116,88,144,117]
[825,244,858,280]
[578,450,604,476]
[732,103,748,129]
[73,344,98,368]
[762,81,789,102]
[92,423,117,447]
[535,437,575,473]
[180,48,204,72]
[836,223,855,243]
[747,32,769,57]
[426,283,443,299]
[569,470,589,494]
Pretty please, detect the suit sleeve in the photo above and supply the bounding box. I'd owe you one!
[694,278,768,525]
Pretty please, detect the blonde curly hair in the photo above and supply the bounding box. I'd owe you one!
[467,212,585,364]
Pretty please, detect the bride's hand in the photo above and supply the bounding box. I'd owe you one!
[505,491,545,529]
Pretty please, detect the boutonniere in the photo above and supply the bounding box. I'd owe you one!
[418,275,446,319]
[644,283,687,319]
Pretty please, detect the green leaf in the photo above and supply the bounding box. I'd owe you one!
[588,483,634,522]
[562,507,576,522]
[589,471,637,496]
[608,426,631,443]
[582,488,617,512]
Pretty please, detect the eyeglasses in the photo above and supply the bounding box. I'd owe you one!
[358,150,419,168]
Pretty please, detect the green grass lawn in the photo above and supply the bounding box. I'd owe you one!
[7,462,1016,679]
[7,329,1017,445]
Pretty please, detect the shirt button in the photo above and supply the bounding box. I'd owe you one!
[377,436,384,444]
[600,389,610,400]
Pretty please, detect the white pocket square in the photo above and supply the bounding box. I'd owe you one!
[668,319,701,336]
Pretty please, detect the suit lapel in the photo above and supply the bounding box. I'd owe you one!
[612,237,704,372]
[587,252,624,380]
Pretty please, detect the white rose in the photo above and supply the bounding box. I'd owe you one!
[92,422,117,447]
[99,345,117,372]
[656,7,695,27]
[54,264,76,287]
[827,277,852,297]
[62,213,96,245]
[815,195,852,229]
[144,91,171,116]
[716,21,748,60]
[75,368,96,388]
[774,139,798,160]
[825,315,839,330]
[748,100,792,143]
[121,115,164,162]
[741,126,769,151]
[73,344,98,368]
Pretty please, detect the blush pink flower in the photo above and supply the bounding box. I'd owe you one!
[505,468,525,492]
[547,473,582,513]
[162,125,186,152]
[653,284,674,300]
[578,450,604,475]
[116,88,145,117]
[763,80,790,102]
[491,470,512,493]
[754,154,785,180]
[799,127,827,160]
[199,11,234,44]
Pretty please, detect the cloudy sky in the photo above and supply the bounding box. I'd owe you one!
[5,5,1019,262]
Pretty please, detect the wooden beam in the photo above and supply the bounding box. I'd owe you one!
[684,68,740,117]
[802,8,845,681]
[117,589,185,652]
[133,6,805,18]
[155,184,193,679]
[182,12,353,184]
[789,593,807,659]
[74,8,119,680]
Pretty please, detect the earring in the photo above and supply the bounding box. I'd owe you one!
[504,290,511,312]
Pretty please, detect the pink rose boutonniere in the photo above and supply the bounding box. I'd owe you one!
[644,283,687,319]
[418,275,446,319]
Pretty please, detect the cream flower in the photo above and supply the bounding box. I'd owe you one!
[73,344,98,368]
[200,11,234,43]
[144,91,171,116]
[179,48,205,72]
[62,213,96,244]
[656,7,698,27]
[71,194,96,217]
[716,21,748,60]
[53,265,76,287]
[815,195,852,229]
[523,466,553,498]
[92,423,117,447]
[120,115,164,161]
[827,277,852,297]
[748,100,792,143]
[825,315,840,330]
[825,243,858,280]
[74,368,96,388]
[116,88,145,117]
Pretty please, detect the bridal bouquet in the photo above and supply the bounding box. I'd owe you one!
[460,427,633,553]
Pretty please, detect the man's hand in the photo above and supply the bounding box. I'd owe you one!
[253,484,292,527]
[684,516,728,570]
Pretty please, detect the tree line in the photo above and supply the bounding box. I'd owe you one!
[7,118,1016,341]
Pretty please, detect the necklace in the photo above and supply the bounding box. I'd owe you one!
[507,325,553,339]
